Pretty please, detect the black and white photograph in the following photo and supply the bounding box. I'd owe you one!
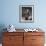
[19,5,34,23]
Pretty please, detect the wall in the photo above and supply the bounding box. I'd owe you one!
[0,0,46,29]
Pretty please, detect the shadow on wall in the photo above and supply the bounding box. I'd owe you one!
[0,24,7,43]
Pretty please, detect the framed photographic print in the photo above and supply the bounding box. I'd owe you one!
[19,5,34,23]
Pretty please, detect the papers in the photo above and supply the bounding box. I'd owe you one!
[7,24,16,32]
[24,28,38,32]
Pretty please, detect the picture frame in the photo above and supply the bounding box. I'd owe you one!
[19,5,34,23]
